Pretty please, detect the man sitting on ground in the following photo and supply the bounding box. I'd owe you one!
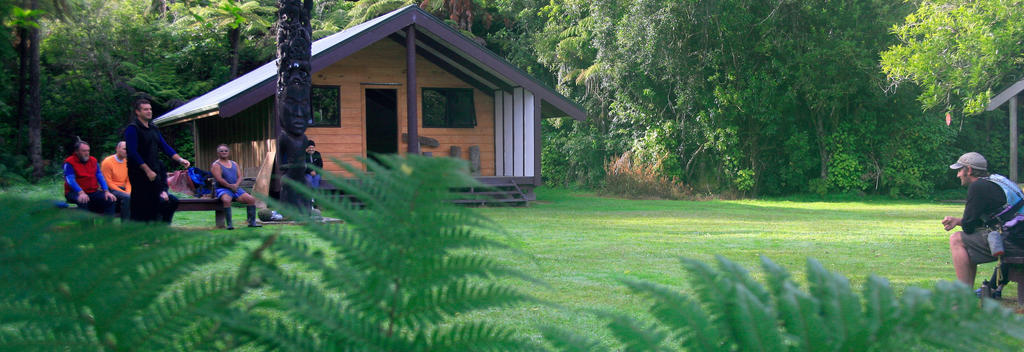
[64,140,117,216]
[942,152,1024,296]
[101,141,131,221]
[211,144,262,229]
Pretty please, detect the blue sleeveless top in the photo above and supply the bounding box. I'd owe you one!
[214,161,239,187]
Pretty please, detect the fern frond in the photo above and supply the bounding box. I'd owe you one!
[725,284,785,351]
[601,313,671,352]
[402,282,534,328]
[860,274,900,346]
[404,254,546,291]
[426,321,540,351]
[539,325,611,352]
[243,155,540,351]
[253,262,392,350]
[119,274,239,350]
[619,278,726,351]
[805,258,867,348]
[714,255,772,306]
[553,256,1024,352]
[1,198,253,351]
[220,310,325,352]
[760,256,836,351]
[774,281,831,351]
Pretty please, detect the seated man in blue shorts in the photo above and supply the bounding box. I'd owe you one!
[210,144,261,229]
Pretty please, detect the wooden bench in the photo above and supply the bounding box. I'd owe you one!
[177,198,227,228]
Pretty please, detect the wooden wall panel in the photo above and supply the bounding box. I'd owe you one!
[195,39,513,179]
[195,98,274,176]
[309,40,497,176]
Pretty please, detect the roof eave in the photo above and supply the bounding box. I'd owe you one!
[987,79,1024,111]
[409,10,586,121]
[158,5,586,123]
[219,8,420,118]
[154,104,220,126]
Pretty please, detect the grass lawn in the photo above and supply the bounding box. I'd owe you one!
[465,188,993,344]
[6,182,991,345]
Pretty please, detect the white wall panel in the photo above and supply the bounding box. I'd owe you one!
[503,91,514,176]
[513,88,525,177]
[524,90,535,177]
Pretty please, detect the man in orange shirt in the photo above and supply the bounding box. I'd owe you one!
[101,141,131,221]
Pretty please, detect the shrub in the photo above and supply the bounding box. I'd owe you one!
[602,152,693,200]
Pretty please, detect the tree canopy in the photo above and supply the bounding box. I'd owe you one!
[1,0,1021,197]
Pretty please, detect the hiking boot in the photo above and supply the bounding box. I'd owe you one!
[247,206,262,228]
[224,206,234,230]
[976,287,1002,299]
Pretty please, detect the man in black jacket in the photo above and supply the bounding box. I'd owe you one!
[942,152,1024,288]
[305,140,323,189]
[124,98,190,223]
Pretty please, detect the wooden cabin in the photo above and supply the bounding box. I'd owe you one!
[154,5,585,201]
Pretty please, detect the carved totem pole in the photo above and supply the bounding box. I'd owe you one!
[275,0,313,210]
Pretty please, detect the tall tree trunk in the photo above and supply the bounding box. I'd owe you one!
[16,27,27,155]
[815,114,828,180]
[229,27,240,78]
[28,0,44,181]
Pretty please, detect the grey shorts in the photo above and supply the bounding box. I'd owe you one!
[963,229,997,265]
[963,228,1024,265]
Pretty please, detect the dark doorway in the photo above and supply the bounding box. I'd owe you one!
[365,89,398,162]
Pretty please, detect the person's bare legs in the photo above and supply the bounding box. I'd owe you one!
[950,231,977,286]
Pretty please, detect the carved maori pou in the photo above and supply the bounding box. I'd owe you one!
[275,0,314,210]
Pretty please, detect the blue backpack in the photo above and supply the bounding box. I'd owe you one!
[188,167,214,197]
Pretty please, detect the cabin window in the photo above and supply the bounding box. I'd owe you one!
[310,85,341,127]
[422,88,476,128]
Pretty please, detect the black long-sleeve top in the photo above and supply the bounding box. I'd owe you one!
[962,178,1006,234]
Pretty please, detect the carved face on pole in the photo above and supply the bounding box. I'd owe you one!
[279,84,309,136]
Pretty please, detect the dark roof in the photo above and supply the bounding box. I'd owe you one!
[155,5,585,125]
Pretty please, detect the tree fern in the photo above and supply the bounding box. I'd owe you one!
[0,199,260,351]
[546,255,1024,351]
[229,155,543,351]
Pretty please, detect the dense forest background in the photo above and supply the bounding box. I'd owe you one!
[2,0,1023,197]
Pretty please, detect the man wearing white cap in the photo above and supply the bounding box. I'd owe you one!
[942,152,1024,292]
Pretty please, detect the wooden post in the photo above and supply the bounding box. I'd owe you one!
[1012,95,1018,182]
[406,25,420,155]
[191,121,199,164]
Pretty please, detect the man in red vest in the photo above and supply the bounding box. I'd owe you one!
[64,140,117,215]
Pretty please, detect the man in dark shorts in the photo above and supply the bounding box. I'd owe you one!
[942,152,1024,290]
[211,144,262,229]
[124,98,190,223]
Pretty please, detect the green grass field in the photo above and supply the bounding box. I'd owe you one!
[6,182,993,344]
